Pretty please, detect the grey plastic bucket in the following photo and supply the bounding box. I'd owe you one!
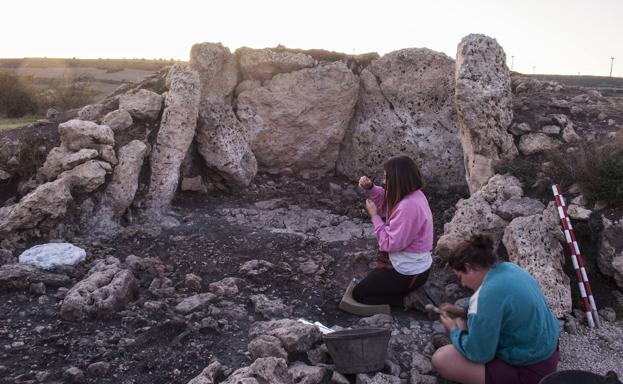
[323,328,391,374]
[539,370,621,384]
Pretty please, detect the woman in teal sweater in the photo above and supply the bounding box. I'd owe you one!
[432,235,560,384]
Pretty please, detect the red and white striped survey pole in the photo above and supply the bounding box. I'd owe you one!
[552,184,600,328]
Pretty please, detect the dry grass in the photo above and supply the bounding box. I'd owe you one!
[0,116,40,131]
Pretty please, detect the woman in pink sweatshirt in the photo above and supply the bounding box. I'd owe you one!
[352,155,434,308]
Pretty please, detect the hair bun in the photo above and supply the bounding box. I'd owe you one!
[470,233,494,249]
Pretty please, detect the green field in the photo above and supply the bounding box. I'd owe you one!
[0,116,40,131]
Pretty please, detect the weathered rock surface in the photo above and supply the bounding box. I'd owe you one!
[250,294,294,319]
[288,361,330,384]
[356,372,401,384]
[494,197,545,221]
[190,42,238,101]
[187,361,222,384]
[0,179,73,234]
[249,319,321,353]
[237,47,315,82]
[435,174,523,259]
[60,257,138,320]
[518,133,561,155]
[220,357,292,384]
[0,264,70,290]
[39,147,100,180]
[58,119,115,151]
[175,293,217,314]
[119,89,163,121]
[58,160,111,193]
[18,243,86,270]
[91,140,147,233]
[101,109,133,132]
[248,335,289,361]
[455,34,518,193]
[237,62,358,173]
[337,48,464,189]
[502,208,571,317]
[196,99,257,187]
[144,64,201,212]
[598,217,623,288]
[78,104,106,122]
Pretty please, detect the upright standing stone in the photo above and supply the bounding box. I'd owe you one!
[455,34,518,193]
[144,64,201,213]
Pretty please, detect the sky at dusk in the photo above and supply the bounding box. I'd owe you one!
[2,0,621,76]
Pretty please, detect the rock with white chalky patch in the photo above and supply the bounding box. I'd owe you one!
[248,335,288,361]
[208,277,239,297]
[58,119,114,151]
[175,293,217,314]
[18,243,86,270]
[249,319,321,353]
[541,125,561,135]
[58,160,112,193]
[250,294,293,319]
[410,351,432,374]
[39,147,99,179]
[567,204,592,221]
[358,314,394,329]
[78,104,106,121]
[518,133,561,155]
[494,197,545,221]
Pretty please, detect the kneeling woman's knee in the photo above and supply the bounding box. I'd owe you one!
[352,284,365,302]
[431,345,454,375]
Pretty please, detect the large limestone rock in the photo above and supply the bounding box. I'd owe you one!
[189,42,238,101]
[598,217,623,288]
[58,119,114,151]
[0,179,73,234]
[502,207,571,317]
[18,243,86,270]
[39,147,99,180]
[337,48,465,189]
[220,357,292,384]
[455,34,518,193]
[0,263,71,291]
[196,99,257,187]
[60,257,138,321]
[237,62,359,173]
[119,89,164,121]
[249,319,322,353]
[58,160,112,193]
[144,64,201,212]
[101,109,133,132]
[92,140,147,233]
[237,47,315,81]
[435,174,523,259]
[518,133,561,156]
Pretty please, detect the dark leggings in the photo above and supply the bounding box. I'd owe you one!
[352,268,430,307]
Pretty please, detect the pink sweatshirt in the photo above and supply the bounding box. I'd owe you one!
[368,185,433,253]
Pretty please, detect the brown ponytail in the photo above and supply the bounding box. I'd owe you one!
[447,234,497,272]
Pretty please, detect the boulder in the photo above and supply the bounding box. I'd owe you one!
[518,133,561,156]
[18,243,86,270]
[60,257,138,320]
[455,34,518,193]
[435,174,523,259]
[175,293,217,314]
[237,62,358,173]
[58,119,114,151]
[208,277,240,297]
[0,263,70,291]
[337,48,464,190]
[598,217,623,288]
[101,109,133,132]
[502,205,571,317]
[144,64,201,212]
[91,140,147,233]
[39,147,99,180]
[288,362,330,384]
[237,47,315,81]
[248,335,288,361]
[187,361,222,384]
[196,99,257,187]
[78,103,106,121]
[220,357,292,384]
[249,319,322,353]
[0,179,73,234]
[58,160,111,193]
[119,89,163,121]
[493,197,545,221]
[189,42,238,101]
[250,294,294,319]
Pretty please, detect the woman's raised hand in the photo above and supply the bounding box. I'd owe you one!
[439,303,468,319]
[358,176,373,190]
